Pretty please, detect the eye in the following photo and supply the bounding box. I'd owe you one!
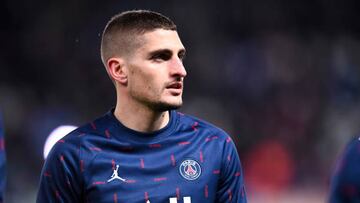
[150,52,172,62]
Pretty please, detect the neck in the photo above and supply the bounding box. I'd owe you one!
[113,97,170,133]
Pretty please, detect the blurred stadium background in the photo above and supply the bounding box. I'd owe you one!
[1,0,360,202]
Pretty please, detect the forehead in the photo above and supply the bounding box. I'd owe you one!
[138,29,185,53]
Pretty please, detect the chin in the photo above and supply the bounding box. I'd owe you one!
[150,100,183,112]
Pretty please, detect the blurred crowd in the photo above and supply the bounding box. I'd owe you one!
[1,0,360,202]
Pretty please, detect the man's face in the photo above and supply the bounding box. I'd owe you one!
[124,29,187,111]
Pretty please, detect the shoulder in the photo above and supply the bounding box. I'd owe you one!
[343,136,360,158]
[333,136,360,175]
[47,113,111,160]
[348,136,360,147]
[176,111,232,141]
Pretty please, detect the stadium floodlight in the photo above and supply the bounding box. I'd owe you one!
[43,125,77,159]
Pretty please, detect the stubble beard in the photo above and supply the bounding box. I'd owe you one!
[148,100,183,112]
[130,90,183,112]
[143,93,183,112]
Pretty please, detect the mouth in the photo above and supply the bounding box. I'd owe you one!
[166,82,183,95]
[166,82,183,89]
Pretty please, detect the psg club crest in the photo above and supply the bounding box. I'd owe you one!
[179,159,201,180]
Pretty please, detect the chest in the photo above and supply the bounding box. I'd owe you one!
[83,142,222,203]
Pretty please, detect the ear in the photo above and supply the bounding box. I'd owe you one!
[106,57,128,85]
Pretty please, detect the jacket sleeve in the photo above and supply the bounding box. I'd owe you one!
[329,138,360,203]
[37,138,84,203]
[0,115,6,203]
[216,135,247,203]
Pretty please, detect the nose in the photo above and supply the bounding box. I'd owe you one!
[170,57,187,78]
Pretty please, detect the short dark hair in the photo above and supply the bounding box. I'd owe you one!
[100,10,177,66]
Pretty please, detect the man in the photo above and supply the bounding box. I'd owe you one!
[37,10,247,203]
[329,137,360,203]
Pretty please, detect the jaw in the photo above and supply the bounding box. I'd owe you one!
[162,90,184,106]
[124,84,184,112]
[148,94,184,112]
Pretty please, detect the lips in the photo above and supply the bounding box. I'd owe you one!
[166,82,183,96]
[166,82,182,89]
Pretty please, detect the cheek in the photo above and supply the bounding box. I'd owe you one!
[130,71,160,95]
[128,63,167,96]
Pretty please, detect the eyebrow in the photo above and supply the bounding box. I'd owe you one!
[147,48,186,57]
